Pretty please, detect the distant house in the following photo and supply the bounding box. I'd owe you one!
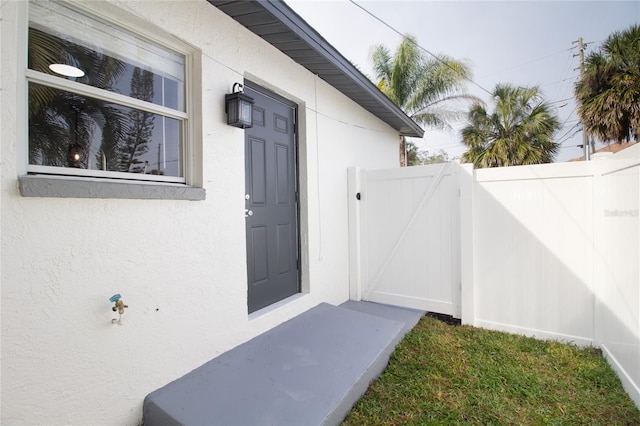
[569,141,637,161]
[0,1,423,424]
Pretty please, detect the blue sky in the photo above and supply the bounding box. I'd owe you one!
[286,0,639,162]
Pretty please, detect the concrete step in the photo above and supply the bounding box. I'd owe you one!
[143,302,424,426]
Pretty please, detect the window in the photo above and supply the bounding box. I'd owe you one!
[26,0,192,185]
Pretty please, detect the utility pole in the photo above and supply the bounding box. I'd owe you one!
[575,37,591,160]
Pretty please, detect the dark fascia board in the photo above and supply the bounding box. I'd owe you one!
[208,0,424,138]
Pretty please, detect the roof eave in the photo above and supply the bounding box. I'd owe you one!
[208,0,424,138]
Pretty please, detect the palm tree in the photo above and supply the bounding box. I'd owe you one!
[575,24,640,143]
[461,84,560,168]
[29,27,129,169]
[118,67,155,172]
[371,35,478,166]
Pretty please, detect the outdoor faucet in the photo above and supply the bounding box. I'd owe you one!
[110,294,128,325]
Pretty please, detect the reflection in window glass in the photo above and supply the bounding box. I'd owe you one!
[27,0,187,182]
[29,83,182,177]
[28,27,184,111]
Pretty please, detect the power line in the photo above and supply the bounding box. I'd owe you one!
[348,0,493,96]
[558,129,582,146]
[555,49,579,100]
[543,77,575,87]
[547,97,574,105]
[556,122,581,144]
[478,47,574,79]
[558,107,578,128]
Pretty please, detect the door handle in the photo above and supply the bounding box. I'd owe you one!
[245,209,253,218]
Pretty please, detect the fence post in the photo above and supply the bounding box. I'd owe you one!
[348,167,364,301]
[458,163,475,325]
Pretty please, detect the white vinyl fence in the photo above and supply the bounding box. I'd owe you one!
[348,163,462,316]
[348,143,640,408]
[472,161,596,345]
[593,147,639,407]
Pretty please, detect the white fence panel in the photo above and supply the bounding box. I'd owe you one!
[472,162,596,345]
[594,144,640,408]
[349,163,461,317]
[348,145,639,408]
[470,147,640,408]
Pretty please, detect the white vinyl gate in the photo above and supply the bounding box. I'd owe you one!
[348,163,464,317]
[348,149,640,409]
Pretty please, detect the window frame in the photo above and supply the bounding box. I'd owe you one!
[20,0,204,198]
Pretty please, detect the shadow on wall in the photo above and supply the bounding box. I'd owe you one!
[471,167,639,407]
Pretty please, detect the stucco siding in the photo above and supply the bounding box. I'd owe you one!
[0,1,399,425]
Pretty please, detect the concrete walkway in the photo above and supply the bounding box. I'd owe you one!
[143,301,424,426]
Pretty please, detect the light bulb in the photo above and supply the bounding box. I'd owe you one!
[49,64,85,78]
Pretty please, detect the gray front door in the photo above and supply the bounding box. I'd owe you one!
[244,84,300,313]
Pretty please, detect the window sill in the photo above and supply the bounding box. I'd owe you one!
[18,175,205,200]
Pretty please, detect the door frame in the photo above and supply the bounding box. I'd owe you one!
[244,80,302,312]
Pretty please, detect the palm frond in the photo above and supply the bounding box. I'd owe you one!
[575,24,639,143]
[461,84,561,168]
[370,34,475,132]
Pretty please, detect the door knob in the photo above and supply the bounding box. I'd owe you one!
[245,209,253,217]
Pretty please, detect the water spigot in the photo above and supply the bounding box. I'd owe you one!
[109,294,128,325]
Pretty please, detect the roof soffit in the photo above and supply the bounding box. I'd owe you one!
[208,0,424,138]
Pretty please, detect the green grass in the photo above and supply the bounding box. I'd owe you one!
[343,316,640,425]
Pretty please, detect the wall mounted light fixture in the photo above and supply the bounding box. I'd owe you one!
[49,63,85,78]
[225,83,254,129]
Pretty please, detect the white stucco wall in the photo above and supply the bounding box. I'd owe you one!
[0,1,400,424]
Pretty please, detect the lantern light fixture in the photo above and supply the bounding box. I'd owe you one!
[225,83,254,129]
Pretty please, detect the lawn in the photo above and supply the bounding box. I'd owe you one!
[343,315,640,425]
